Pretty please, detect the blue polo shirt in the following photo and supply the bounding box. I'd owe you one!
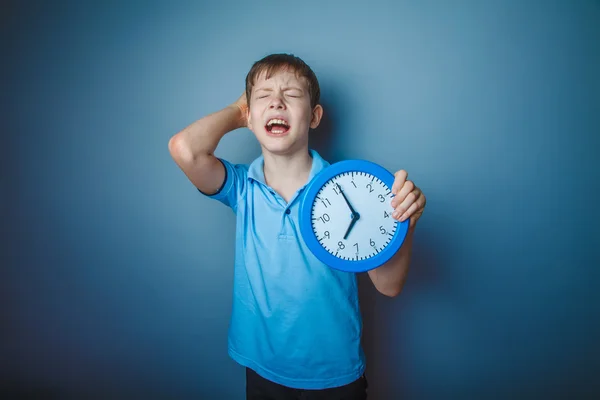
[201,149,365,389]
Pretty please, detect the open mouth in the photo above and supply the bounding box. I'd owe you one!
[265,118,290,135]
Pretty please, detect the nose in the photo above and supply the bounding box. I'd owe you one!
[269,93,286,110]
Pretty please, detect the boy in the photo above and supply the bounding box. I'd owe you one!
[169,54,426,399]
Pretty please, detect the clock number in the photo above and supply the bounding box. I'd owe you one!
[384,211,390,218]
[354,243,359,253]
[370,239,376,247]
[324,231,330,239]
[321,198,331,208]
[366,183,374,193]
[338,241,345,250]
[379,226,387,234]
[378,194,385,202]
[319,213,330,223]
[351,180,357,188]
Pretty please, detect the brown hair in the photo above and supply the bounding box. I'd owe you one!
[245,53,321,109]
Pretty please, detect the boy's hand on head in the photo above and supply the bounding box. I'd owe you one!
[390,170,426,229]
[230,93,249,128]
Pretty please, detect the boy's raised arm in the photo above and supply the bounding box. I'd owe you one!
[168,94,248,195]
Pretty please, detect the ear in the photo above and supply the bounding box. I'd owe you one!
[310,104,323,129]
[246,107,253,130]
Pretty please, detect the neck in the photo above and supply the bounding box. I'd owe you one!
[262,148,313,191]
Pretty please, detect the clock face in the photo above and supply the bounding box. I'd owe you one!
[310,171,398,262]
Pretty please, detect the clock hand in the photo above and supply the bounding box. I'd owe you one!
[343,217,356,240]
[335,182,361,239]
[343,212,360,240]
[336,183,357,215]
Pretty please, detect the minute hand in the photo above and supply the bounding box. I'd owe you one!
[336,183,357,215]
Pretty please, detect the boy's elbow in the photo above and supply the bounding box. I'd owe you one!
[377,286,402,298]
[373,279,405,297]
[169,133,193,164]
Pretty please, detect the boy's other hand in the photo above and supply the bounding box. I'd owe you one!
[390,170,426,229]
[230,93,249,128]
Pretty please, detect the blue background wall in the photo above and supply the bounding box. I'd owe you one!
[3,0,599,398]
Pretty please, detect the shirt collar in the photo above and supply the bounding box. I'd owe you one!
[247,149,329,187]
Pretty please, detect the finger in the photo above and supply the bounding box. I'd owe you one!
[399,200,419,222]
[391,179,414,208]
[400,192,426,222]
[393,188,419,219]
[391,170,408,196]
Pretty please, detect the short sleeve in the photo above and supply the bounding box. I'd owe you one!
[198,158,248,212]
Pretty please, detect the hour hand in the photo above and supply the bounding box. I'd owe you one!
[336,183,356,215]
[343,215,358,240]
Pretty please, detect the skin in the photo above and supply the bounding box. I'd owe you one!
[244,69,323,202]
[169,67,426,297]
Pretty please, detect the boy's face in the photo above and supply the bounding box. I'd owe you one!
[247,68,322,156]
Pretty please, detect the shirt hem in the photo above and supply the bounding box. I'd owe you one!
[228,345,365,390]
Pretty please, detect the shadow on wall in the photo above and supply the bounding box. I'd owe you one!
[308,76,349,164]
[309,99,336,163]
[313,77,446,399]
[358,227,443,399]
[0,382,62,400]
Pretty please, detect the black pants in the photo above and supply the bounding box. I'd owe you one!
[245,368,368,400]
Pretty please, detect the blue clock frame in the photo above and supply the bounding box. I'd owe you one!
[299,159,410,273]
